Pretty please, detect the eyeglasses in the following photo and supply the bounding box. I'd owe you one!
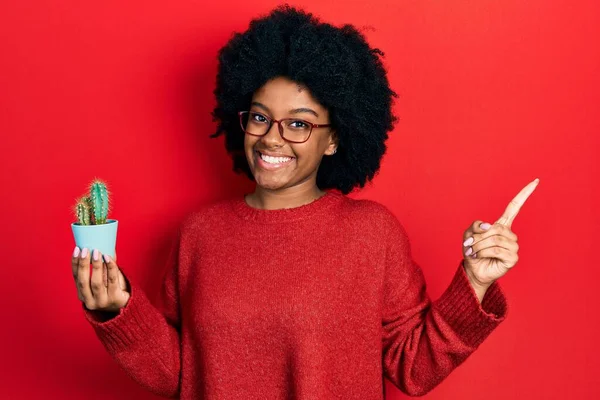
[238,111,332,144]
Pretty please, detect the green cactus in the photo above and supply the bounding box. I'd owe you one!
[73,178,112,225]
[74,196,92,225]
[89,179,110,224]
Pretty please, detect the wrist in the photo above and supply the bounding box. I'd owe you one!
[463,265,492,303]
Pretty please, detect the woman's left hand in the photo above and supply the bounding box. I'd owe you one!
[462,178,539,292]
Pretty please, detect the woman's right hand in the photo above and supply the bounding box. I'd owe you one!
[72,247,131,313]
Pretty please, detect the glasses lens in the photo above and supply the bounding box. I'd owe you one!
[282,119,312,143]
[240,111,270,136]
[239,112,312,143]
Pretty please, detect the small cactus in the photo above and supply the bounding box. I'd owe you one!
[73,178,112,225]
[74,196,92,225]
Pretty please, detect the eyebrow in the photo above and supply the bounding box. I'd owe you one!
[251,101,319,118]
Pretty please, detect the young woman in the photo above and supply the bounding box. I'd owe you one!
[71,5,538,399]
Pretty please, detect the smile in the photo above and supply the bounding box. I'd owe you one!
[255,151,295,169]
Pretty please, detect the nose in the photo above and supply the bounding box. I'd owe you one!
[260,120,285,147]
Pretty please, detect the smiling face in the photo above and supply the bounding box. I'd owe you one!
[243,76,338,193]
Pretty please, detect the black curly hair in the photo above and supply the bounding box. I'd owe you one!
[210,4,398,194]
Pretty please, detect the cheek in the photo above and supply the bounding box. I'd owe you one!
[294,141,327,165]
[244,136,258,159]
[244,134,254,149]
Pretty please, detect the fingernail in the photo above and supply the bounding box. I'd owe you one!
[465,247,473,256]
[81,248,88,258]
[104,254,112,263]
[463,237,474,247]
[73,246,80,257]
[480,223,491,230]
[93,249,99,261]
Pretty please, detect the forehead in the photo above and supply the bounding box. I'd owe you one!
[252,77,325,111]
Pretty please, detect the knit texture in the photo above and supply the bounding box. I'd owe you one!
[83,190,507,399]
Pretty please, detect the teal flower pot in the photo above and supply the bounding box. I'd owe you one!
[71,219,118,259]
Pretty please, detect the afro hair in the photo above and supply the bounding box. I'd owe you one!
[210,4,398,194]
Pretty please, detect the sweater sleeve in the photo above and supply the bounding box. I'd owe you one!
[381,216,508,396]
[81,225,186,399]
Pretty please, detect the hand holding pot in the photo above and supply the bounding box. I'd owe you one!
[72,247,130,313]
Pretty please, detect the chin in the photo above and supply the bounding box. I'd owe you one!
[254,176,290,191]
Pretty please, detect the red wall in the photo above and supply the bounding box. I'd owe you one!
[1,1,598,399]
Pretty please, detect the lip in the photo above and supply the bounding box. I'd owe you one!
[254,150,295,170]
[255,149,295,158]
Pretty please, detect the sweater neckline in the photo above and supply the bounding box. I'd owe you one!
[231,190,345,223]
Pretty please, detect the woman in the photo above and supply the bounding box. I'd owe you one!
[71,5,538,399]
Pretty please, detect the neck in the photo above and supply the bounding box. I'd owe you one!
[245,183,326,210]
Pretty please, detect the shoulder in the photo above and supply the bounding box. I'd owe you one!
[178,197,235,233]
[341,196,409,238]
[342,196,400,223]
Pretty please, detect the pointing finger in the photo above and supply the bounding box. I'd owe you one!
[496,178,539,228]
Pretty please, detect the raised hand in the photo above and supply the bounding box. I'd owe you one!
[72,247,130,313]
[462,178,539,291]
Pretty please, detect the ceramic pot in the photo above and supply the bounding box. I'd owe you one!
[71,219,118,259]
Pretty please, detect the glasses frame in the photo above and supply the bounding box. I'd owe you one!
[238,111,332,144]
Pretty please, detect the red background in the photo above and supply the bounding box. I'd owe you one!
[1,1,598,399]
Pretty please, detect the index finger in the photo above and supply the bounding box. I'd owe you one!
[495,178,539,227]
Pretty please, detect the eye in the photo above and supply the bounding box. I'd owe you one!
[250,112,268,123]
[288,120,309,129]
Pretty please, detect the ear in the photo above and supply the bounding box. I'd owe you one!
[325,130,339,156]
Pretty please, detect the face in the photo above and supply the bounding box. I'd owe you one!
[243,76,337,192]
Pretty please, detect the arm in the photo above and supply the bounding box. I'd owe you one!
[381,218,507,396]
[82,225,186,399]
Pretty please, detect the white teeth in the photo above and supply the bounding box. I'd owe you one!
[260,153,292,164]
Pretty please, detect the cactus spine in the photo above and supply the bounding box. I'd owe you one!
[73,179,111,225]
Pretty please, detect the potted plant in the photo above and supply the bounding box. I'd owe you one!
[71,178,118,259]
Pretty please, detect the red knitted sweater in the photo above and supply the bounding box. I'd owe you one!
[83,190,507,399]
